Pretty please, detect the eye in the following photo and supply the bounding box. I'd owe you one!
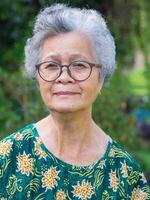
[72,62,88,69]
[44,62,59,70]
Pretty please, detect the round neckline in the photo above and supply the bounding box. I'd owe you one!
[31,123,113,170]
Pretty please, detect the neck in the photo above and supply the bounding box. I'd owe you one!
[39,108,99,160]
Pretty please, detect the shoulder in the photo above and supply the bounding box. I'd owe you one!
[107,140,150,197]
[108,140,139,165]
[0,124,36,161]
[108,140,145,175]
[0,124,37,197]
[0,123,35,144]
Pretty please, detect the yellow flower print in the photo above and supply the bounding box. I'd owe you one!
[56,189,66,200]
[140,172,147,184]
[0,197,7,200]
[109,169,119,192]
[0,140,13,156]
[109,148,115,157]
[120,160,128,178]
[42,167,60,191]
[131,187,148,200]
[98,159,106,169]
[14,132,23,141]
[17,151,34,176]
[34,138,47,159]
[72,179,94,200]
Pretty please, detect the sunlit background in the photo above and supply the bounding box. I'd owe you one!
[0,0,150,183]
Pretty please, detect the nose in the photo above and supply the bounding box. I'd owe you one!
[55,65,75,84]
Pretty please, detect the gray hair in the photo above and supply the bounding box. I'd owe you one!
[24,3,116,82]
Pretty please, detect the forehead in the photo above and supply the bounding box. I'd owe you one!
[41,31,97,61]
[42,52,89,61]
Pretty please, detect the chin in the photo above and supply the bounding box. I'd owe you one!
[50,108,79,114]
[48,104,83,113]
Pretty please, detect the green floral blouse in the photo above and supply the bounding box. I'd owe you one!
[0,124,150,200]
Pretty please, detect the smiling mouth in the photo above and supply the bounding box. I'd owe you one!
[53,91,80,95]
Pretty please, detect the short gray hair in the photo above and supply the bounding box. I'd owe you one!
[24,3,116,82]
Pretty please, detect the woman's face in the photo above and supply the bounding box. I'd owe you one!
[38,31,103,113]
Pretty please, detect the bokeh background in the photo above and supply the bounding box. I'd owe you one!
[0,0,150,183]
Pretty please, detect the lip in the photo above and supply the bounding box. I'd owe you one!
[53,91,80,95]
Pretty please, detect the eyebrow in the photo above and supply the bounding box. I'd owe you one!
[43,54,61,62]
[43,53,89,62]
[70,53,89,61]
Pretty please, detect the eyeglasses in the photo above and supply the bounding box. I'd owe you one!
[36,61,100,82]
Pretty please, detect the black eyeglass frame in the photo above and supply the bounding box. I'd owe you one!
[35,60,101,82]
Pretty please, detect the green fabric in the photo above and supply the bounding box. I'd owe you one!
[0,124,150,199]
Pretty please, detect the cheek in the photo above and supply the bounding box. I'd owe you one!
[85,74,101,102]
[39,81,52,105]
[83,83,100,105]
[90,86,99,102]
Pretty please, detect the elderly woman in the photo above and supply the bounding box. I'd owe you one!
[0,3,149,199]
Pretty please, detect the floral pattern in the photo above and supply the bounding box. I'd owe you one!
[16,151,34,176]
[34,138,47,159]
[14,132,23,141]
[97,159,106,169]
[72,180,94,200]
[0,140,13,157]
[120,160,128,178]
[56,189,66,200]
[131,187,148,200]
[0,124,149,199]
[109,169,119,192]
[42,166,60,191]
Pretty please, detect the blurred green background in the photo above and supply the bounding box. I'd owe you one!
[0,0,150,182]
